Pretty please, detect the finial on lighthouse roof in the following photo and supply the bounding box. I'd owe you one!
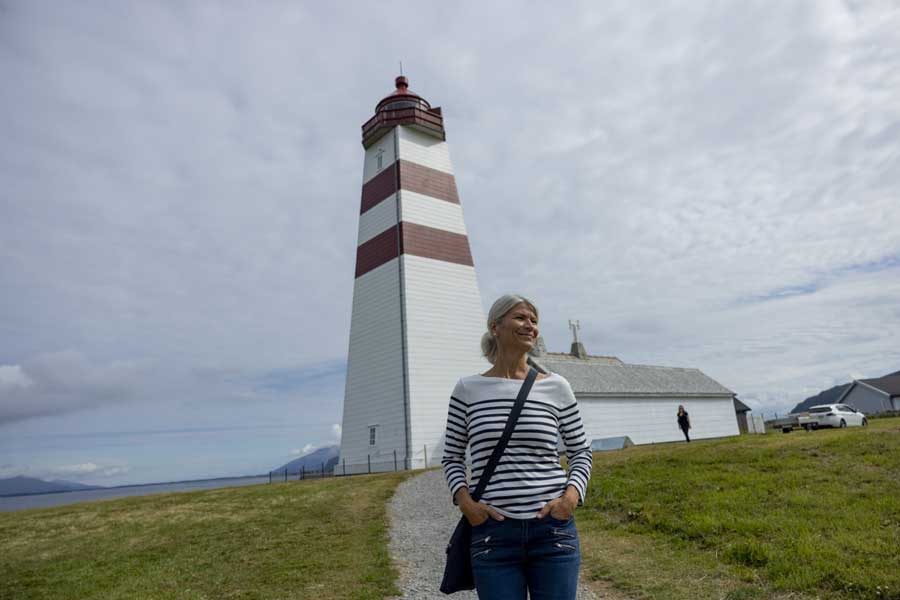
[395,75,409,91]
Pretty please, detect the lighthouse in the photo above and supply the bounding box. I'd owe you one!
[337,76,487,473]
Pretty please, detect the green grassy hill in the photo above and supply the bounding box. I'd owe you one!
[2,419,898,600]
[579,417,900,600]
[0,472,411,600]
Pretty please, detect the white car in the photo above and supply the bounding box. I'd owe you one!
[799,404,868,430]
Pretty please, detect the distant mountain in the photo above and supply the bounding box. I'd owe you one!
[50,479,102,491]
[272,445,339,476]
[791,368,900,414]
[0,476,105,496]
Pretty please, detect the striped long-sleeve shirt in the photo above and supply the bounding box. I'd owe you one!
[441,373,593,519]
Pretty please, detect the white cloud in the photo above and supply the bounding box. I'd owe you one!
[0,464,19,479]
[331,424,342,442]
[0,462,130,481]
[290,443,316,457]
[0,365,33,390]
[0,351,143,425]
[52,463,130,480]
[54,463,101,476]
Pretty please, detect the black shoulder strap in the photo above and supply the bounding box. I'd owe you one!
[471,367,538,502]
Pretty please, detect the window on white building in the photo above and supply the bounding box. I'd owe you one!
[369,426,377,446]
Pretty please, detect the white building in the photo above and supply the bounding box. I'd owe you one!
[532,339,740,445]
[336,76,488,474]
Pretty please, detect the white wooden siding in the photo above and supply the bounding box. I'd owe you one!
[339,258,407,473]
[362,129,397,184]
[397,125,483,469]
[399,190,467,236]
[403,257,488,469]
[356,189,467,246]
[577,395,739,445]
[357,195,398,245]
[398,126,454,174]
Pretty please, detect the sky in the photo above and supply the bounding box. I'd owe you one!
[2,1,899,486]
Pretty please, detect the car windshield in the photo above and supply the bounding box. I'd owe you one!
[809,407,832,413]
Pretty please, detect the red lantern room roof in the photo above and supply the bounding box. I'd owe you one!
[374,76,431,113]
[362,75,445,148]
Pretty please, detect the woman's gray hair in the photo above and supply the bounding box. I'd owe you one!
[481,294,540,365]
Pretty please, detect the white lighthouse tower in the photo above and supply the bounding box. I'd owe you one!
[337,76,487,474]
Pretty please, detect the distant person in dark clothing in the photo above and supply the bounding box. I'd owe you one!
[677,405,691,442]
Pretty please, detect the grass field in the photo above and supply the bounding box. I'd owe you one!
[2,420,898,600]
[579,417,900,600]
[0,471,411,600]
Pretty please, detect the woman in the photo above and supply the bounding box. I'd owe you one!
[441,294,593,599]
[677,405,691,442]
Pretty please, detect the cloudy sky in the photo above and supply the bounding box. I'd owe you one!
[2,1,899,486]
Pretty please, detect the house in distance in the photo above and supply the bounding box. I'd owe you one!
[835,374,900,414]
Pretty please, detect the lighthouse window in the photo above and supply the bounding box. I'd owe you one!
[369,426,377,446]
[383,99,420,111]
[375,148,384,170]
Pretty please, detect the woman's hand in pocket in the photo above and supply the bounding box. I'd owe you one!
[461,499,505,527]
[536,487,579,520]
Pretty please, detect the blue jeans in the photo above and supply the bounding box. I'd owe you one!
[469,515,581,600]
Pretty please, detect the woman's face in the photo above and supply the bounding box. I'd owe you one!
[492,303,539,355]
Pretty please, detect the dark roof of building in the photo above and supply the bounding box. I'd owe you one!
[533,352,733,396]
[858,374,900,398]
[733,397,752,412]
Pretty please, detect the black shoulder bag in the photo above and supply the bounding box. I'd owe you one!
[440,367,538,594]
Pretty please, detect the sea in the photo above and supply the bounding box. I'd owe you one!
[0,475,274,512]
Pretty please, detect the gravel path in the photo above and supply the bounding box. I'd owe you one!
[387,469,599,599]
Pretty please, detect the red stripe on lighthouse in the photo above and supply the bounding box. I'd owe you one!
[399,161,459,205]
[354,222,474,278]
[360,160,459,215]
[400,222,472,266]
[355,226,399,278]
[360,162,399,214]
